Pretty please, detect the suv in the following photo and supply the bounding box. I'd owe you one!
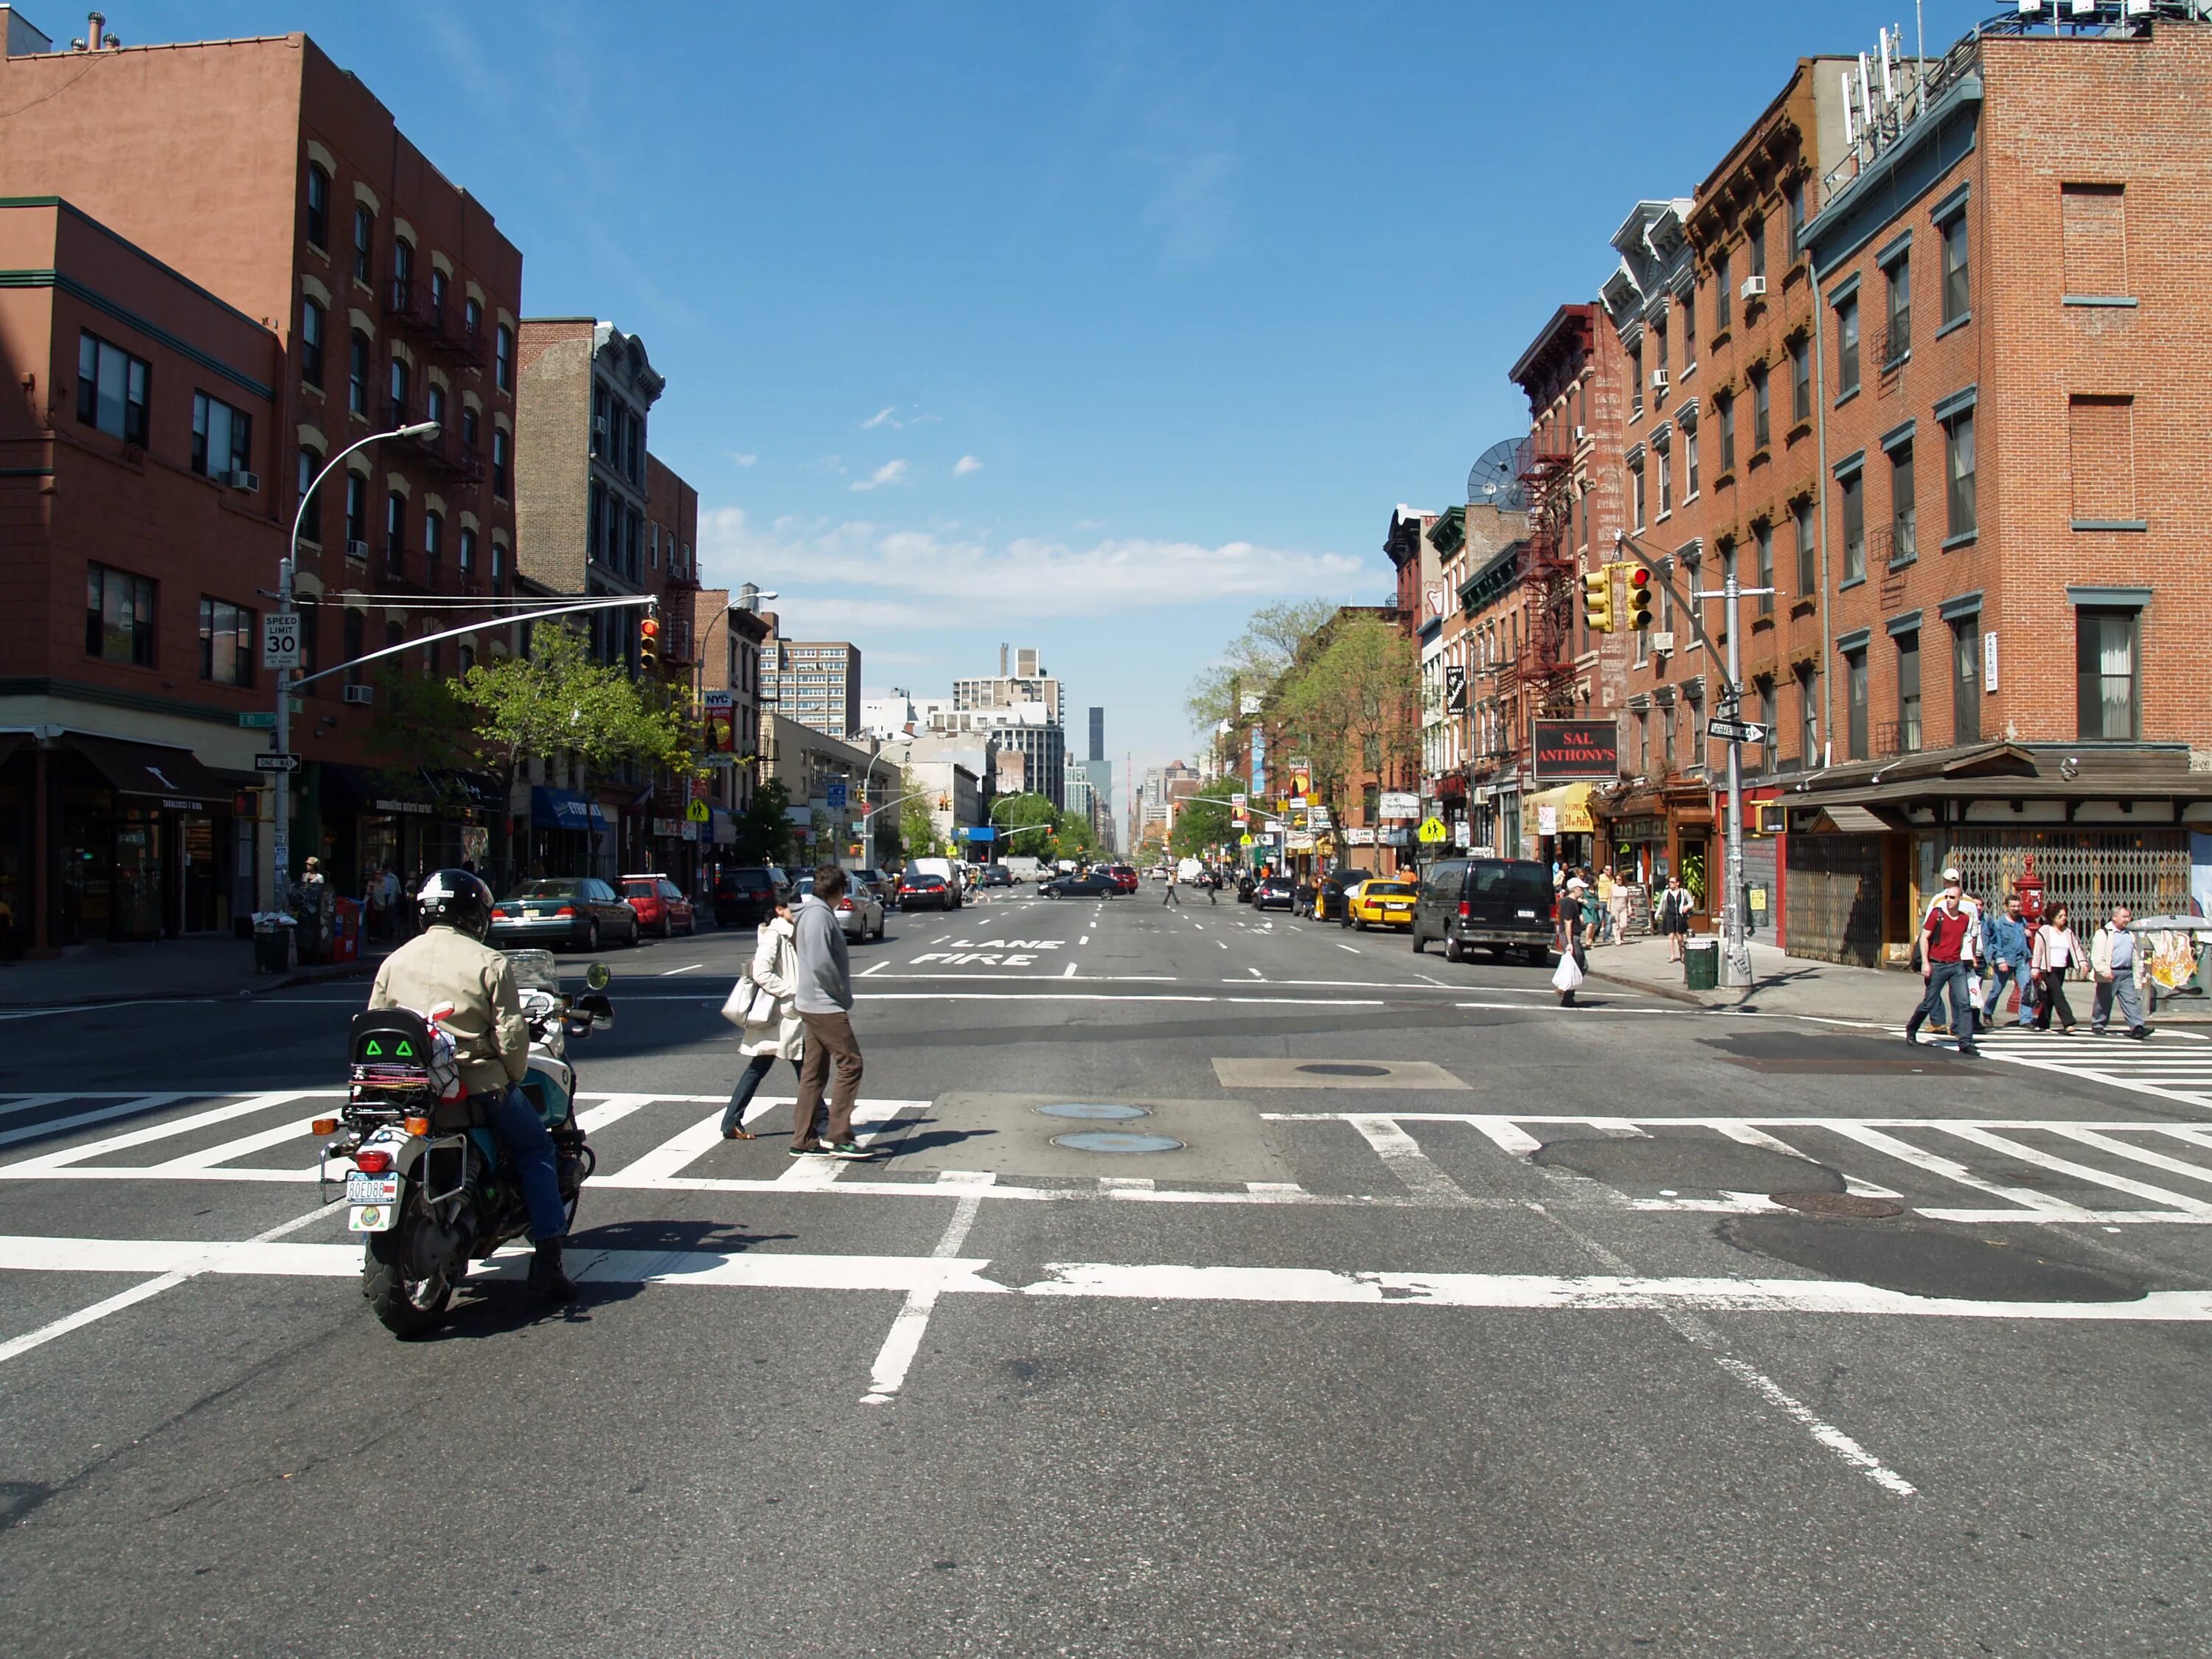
[852,867,897,907]
[712,865,791,927]
[1410,857,1556,964]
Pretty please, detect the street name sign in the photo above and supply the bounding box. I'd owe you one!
[238,712,276,730]
[261,612,302,669]
[253,752,300,773]
[1705,715,1770,745]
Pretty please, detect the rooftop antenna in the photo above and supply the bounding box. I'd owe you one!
[1841,71,1857,148]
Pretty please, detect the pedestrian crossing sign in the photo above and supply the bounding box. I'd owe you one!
[686,799,710,823]
[1416,818,1448,844]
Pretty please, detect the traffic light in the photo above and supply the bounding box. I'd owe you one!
[1626,566,1655,630]
[1581,567,1614,633]
[638,612,660,669]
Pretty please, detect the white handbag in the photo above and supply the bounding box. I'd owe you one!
[720,977,779,1027]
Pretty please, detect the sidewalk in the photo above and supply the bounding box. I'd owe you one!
[0,934,389,1009]
[1583,932,2212,1025]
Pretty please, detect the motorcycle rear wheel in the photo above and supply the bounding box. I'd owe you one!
[363,1202,456,1338]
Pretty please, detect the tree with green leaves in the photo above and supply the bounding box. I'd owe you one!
[1185,598,1338,770]
[897,767,940,863]
[731,776,796,866]
[1169,779,1241,860]
[1273,612,1419,826]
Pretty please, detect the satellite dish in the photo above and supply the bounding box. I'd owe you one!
[1466,439,1527,512]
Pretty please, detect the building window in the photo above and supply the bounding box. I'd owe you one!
[1944,408,1976,540]
[1836,296,1860,397]
[1840,470,1865,582]
[344,471,369,552]
[587,482,605,563]
[1787,178,1806,262]
[1792,497,1815,594]
[1635,711,1649,774]
[190,392,251,480]
[1747,215,1766,282]
[391,237,413,308]
[461,405,480,454]
[1714,248,1731,330]
[424,509,443,574]
[300,298,324,389]
[1896,630,1921,754]
[491,539,507,586]
[344,608,364,688]
[2067,394,2135,526]
[463,295,482,342]
[75,331,150,445]
[495,322,515,393]
[1882,252,1911,365]
[1846,649,1868,761]
[352,203,375,285]
[305,163,330,250]
[298,446,325,544]
[1716,392,1735,473]
[1685,422,1700,497]
[386,489,406,572]
[459,526,476,576]
[199,597,255,688]
[458,642,476,677]
[429,266,448,319]
[388,354,409,419]
[425,381,446,433]
[1750,365,1770,451]
[86,564,155,666]
[1754,520,1774,616]
[1788,334,1811,427]
[1657,444,1672,515]
[1941,210,1969,324]
[1631,461,1646,532]
[349,331,371,417]
[492,428,509,498]
[2076,607,2139,740]
[1682,289,1696,372]
[1630,340,1643,421]
[1653,318,1669,378]
[2060,182,2126,298]
[1797,663,1818,765]
[1952,616,1980,745]
[1889,442,1916,565]
[1663,703,1677,772]
[1758,678,1778,771]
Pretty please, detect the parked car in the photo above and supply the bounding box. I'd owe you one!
[852,867,898,908]
[1410,856,1556,964]
[1312,869,1374,923]
[712,865,791,927]
[1041,870,1120,899]
[899,872,956,911]
[1104,863,1140,894]
[797,874,886,940]
[1346,877,1418,931]
[619,873,698,937]
[1251,875,1297,912]
[490,877,641,951]
[979,865,1014,888]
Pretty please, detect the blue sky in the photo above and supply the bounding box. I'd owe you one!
[157,0,1991,824]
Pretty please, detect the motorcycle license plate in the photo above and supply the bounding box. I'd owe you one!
[348,1203,397,1233]
[346,1172,400,1205]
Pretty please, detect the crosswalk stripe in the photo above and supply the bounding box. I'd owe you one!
[0,1093,294,1164]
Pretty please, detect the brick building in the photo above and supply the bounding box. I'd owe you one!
[1781,10,2212,964]
[0,18,524,934]
[1418,498,1526,852]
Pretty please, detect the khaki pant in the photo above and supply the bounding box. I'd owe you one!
[793,1009,863,1146]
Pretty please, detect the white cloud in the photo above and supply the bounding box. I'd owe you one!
[953,455,983,476]
[727,451,758,467]
[860,406,898,431]
[849,459,911,493]
[860,406,940,431]
[698,506,1369,633]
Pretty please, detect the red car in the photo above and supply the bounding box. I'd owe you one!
[620,873,698,936]
[1105,863,1139,894]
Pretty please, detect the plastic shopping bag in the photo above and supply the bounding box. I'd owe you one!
[1551,952,1585,993]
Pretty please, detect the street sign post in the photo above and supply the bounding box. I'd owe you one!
[827,782,847,810]
[253,752,300,773]
[261,612,301,669]
[1705,715,1769,745]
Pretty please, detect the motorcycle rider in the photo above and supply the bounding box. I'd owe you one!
[366,868,577,1303]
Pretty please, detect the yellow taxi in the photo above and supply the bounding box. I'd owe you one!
[1346,876,1419,931]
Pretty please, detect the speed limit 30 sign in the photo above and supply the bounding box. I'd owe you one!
[262,611,302,669]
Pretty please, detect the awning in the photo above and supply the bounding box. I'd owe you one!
[709,807,735,846]
[1523,782,1595,835]
[324,764,439,817]
[67,734,233,813]
[532,787,610,832]
[0,734,27,771]
[425,768,504,812]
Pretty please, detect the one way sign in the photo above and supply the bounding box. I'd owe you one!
[1705,715,1769,745]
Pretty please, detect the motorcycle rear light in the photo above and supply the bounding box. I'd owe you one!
[310,1116,338,1136]
[353,1149,394,1174]
[404,1116,432,1138]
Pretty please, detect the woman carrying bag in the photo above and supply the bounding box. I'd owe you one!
[719,898,805,1138]
[2031,902,2082,1035]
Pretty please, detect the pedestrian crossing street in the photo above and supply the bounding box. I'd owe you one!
[8,1082,2212,1226]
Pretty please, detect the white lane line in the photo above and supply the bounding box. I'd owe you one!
[149,1115,330,1172]
[1709,1355,1917,1497]
[603,1111,727,1185]
[860,1192,984,1405]
[1,1092,297,1164]
[1099,1176,1155,1192]
[2047,1125,2212,1189]
[1343,1116,1468,1205]
[1416,975,1449,988]
[861,961,891,977]
[1247,967,1265,980]
[1820,1122,2100,1220]
[0,1200,340,1368]
[1465,1117,1544,1155]
[0,1095,70,1122]
[1079,935,1091,945]
[1708,1120,1902,1199]
[851,993,1386,1006]
[1062,961,1078,978]
[658,962,705,977]
[1218,941,1229,950]
[1335,944,1360,954]
[572,1094,658,1134]
[1938,1124,2212,1217]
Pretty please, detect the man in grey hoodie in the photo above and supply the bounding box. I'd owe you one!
[790,864,870,1158]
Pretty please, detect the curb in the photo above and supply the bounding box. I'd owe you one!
[0,953,387,1012]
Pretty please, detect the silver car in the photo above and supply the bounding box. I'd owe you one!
[796,874,886,942]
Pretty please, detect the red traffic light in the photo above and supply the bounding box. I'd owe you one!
[1628,568,1650,589]
[639,617,661,638]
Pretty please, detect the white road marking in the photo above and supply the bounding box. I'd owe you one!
[0,1092,201,1151]
[861,960,891,976]
[1079,935,1091,945]
[0,1094,71,1121]
[1217,941,1228,950]
[1,1092,298,1164]
[1248,967,1265,980]
[861,1193,985,1405]
[658,962,704,976]
[1343,1116,1468,1205]
[1708,1355,1917,1497]
[1062,961,1078,978]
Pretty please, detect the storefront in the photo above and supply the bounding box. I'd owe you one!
[1602,805,1670,888]
[530,787,613,881]
[1523,782,1595,872]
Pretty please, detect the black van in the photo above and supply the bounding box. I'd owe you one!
[1410,857,1556,964]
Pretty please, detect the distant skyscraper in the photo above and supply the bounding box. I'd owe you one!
[1088,706,1105,762]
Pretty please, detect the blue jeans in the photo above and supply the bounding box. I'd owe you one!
[479,1084,568,1242]
[1983,962,2031,1026]
[720,1051,801,1135]
[1910,960,1978,1045]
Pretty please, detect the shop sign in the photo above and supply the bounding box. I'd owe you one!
[1613,815,1667,842]
[374,798,433,816]
[1537,805,1558,836]
[1378,791,1419,820]
[1531,719,1618,781]
[1379,827,1411,847]
[1346,827,1375,845]
[1287,832,1315,852]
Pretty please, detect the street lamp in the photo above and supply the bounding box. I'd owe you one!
[270,420,440,910]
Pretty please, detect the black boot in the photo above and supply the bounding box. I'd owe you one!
[528,1238,580,1304]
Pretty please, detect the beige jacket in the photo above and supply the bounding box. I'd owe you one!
[2089,923,2151,988]
[368,924,528,1096]
[739,916,805,1060]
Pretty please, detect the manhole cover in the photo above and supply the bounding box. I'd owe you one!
[1295,1063,1391,1077]
[1772,1191,1905,1220]
[1034,1102,1152,1121]
[1049,1131,1186,1155]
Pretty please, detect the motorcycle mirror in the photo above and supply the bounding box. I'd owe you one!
[585,961,612,992]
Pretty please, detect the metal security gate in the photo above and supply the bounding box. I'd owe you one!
[1740,835,1778,942]
[1785,834,1885,967]
[1942,830,2189,919]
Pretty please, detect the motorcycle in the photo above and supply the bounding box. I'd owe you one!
[314,952,614,1338]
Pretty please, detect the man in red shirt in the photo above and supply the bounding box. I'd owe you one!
[1906,886,1981,1056]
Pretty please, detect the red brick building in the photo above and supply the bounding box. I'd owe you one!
[0,21,525,931]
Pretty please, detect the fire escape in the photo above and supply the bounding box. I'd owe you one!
[1514,433,1578,720]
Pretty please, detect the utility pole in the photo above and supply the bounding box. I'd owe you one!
[1690,564,1774,990]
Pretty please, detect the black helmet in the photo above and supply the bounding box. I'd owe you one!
[417,868,495,940]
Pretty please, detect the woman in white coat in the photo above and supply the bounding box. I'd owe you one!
[720,899,805,1138]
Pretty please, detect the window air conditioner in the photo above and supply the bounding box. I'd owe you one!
[1739,274,1767,301]
[1652,631,1677,655]
[346,538,370,561]
[1650,369,1669,390]
[228,470,260,493]
[1572,425,1587,443]
[343,683,375,706]
[592,415,608,438]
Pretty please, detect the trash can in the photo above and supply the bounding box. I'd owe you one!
[1683,936,1719,991]
[252,913,298,975]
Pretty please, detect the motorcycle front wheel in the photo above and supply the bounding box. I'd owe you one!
[363,1194,456,1338]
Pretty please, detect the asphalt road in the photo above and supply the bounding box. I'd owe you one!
[5,880,2212,1655]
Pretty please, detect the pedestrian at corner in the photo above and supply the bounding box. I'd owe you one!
[1593,865,1616,945]
[1162,872,1182,907]
[720,896,804,1140]
[1579,874,1603,955]
[1980,890,2034,1030]
[1906,885,1981,1056]
[789,865,872,1158]
[1655,874,1692,962]
[2032,901,2082,1034]
[1557,878,1589,1006]
[2090,902,2152,1040]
